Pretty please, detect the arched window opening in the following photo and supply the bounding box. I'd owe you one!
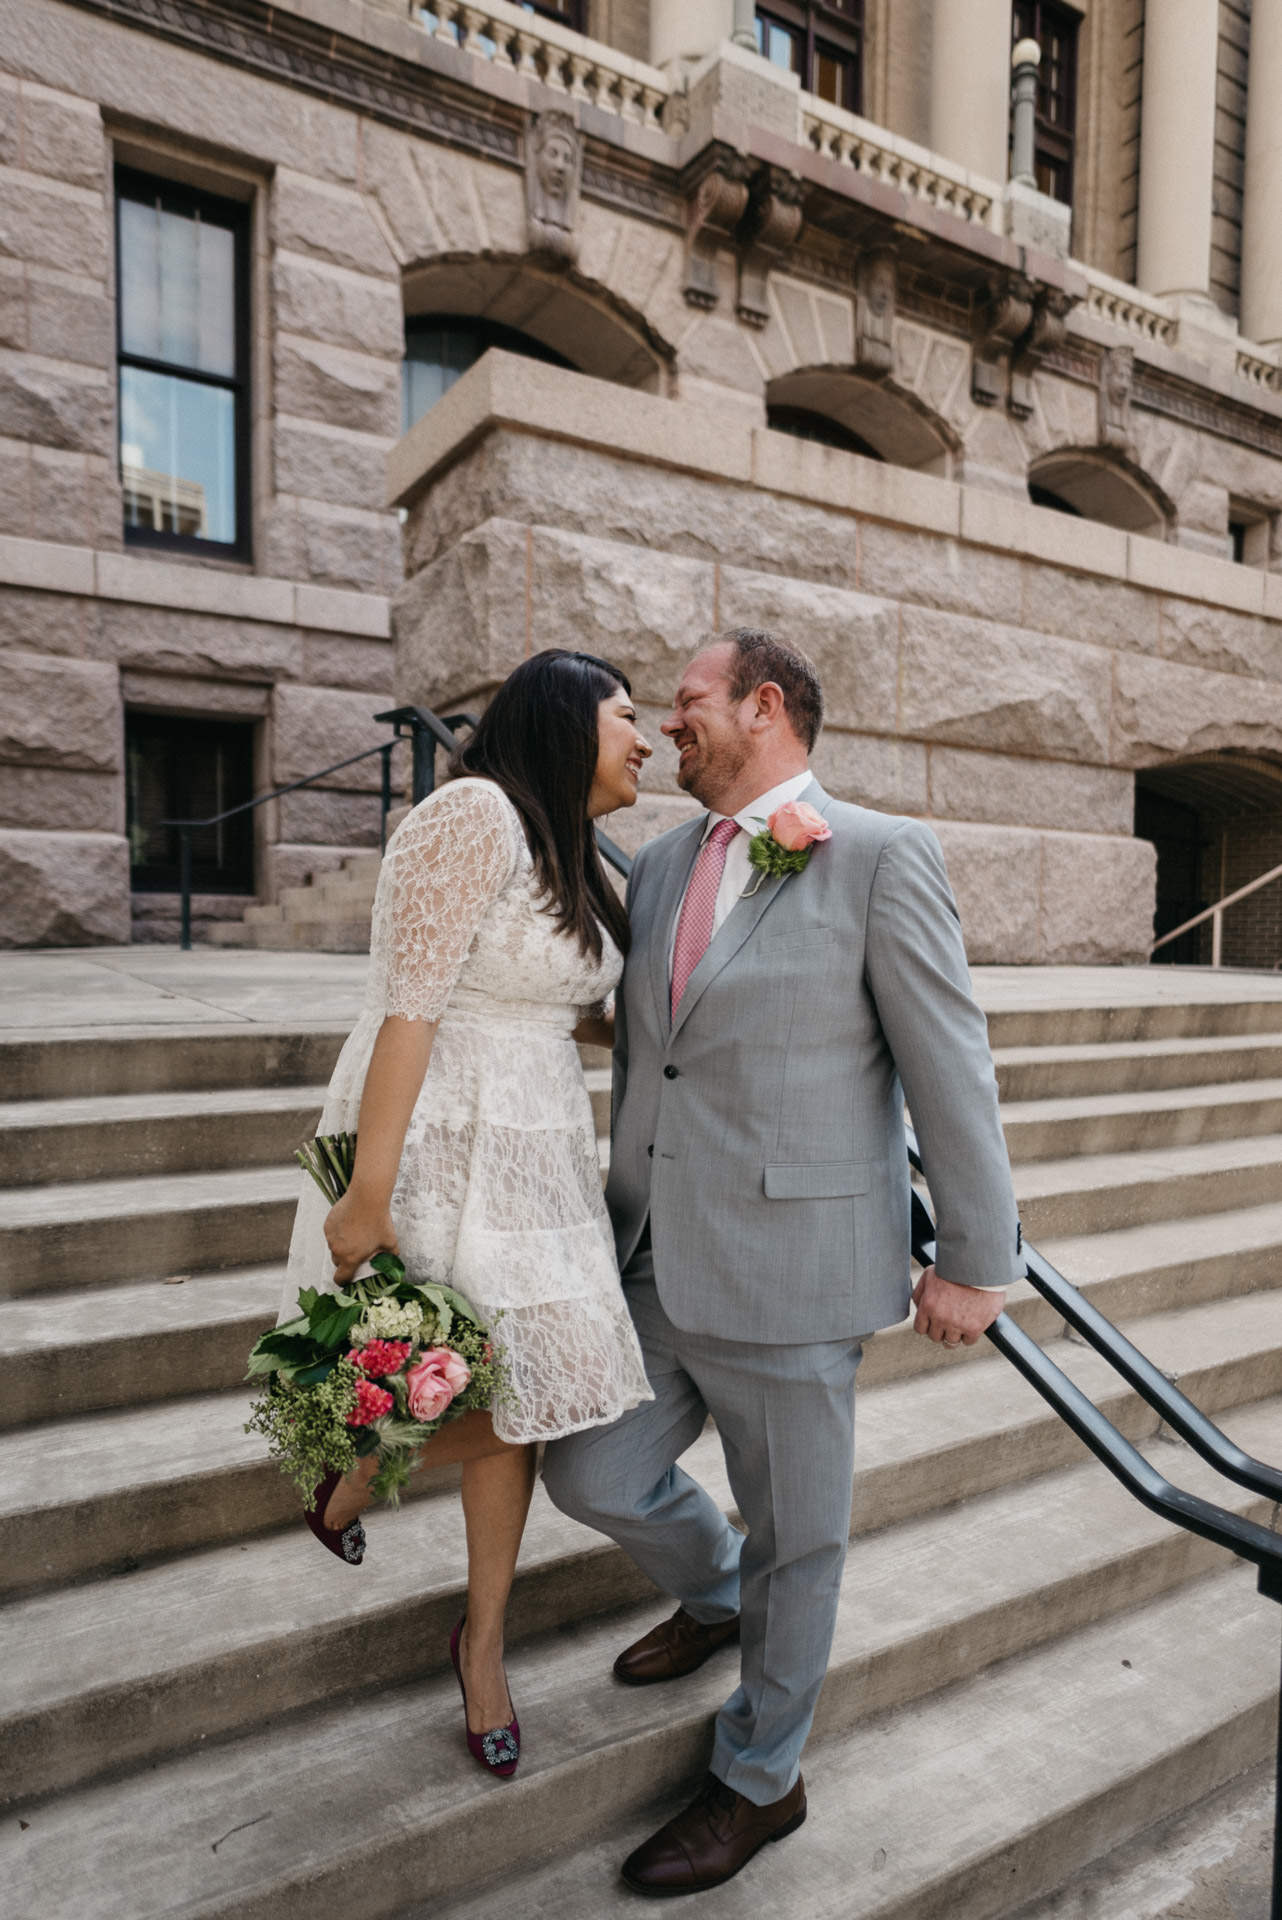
[1136,755,1282,968]
[766,370,954,474]
[1028,451,1168,539]
[403,316,576,434]
[766,405,883,460]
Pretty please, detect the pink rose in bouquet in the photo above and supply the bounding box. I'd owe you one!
[768,799,832,852]
[406,1347,473,1423]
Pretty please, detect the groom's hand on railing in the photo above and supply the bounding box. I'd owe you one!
[912,1266,1006,1349]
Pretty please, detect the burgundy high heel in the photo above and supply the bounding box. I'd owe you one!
[304,1467,367,1565]
[449,1615,520,1777]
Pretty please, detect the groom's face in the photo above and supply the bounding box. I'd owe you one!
[662,644,753,810]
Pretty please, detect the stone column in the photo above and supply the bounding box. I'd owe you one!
[650,0,734,69]
[1136,0,1219,297]
[1241,0,1282,342]
[930,0,1012,186]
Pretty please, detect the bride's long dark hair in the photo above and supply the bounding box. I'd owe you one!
[454,648,632,962]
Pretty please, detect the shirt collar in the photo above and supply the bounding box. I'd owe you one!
[701,770,813,843]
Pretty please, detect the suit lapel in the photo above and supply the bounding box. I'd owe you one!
[646,816,706,1037]
[667,777,834,1044]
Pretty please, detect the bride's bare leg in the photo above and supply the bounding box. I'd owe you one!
[323,1450,380,1530]
[458,1443,537,1732]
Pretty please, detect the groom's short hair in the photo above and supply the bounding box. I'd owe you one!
[720,628,824,752]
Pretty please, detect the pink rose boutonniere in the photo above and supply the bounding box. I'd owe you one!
[743,799,832,895]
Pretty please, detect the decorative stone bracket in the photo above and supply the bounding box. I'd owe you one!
[854,245,897,377]
[736,168,806,328]
[973,273,1077,416]
[681,150,804,320]
[683,149,754,311]
[1098,344,1136,454]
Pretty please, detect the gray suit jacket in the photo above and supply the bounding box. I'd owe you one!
[606,778,1021,1343]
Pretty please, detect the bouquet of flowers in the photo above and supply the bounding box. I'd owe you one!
[246,1132,506,1509]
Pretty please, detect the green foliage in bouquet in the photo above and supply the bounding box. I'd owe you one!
[746,823,812,882]
[245,1133,508,1512]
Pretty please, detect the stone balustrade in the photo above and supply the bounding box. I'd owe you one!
[1081,267,1176,345]
[418,0,668,127]
[800,96,1000,229]
[1235,345,1282,394]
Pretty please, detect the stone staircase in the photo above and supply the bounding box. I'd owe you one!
[5,981,1282,1918]
[207,853,382,952]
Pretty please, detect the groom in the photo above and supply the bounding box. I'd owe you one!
[543,629,1019,1894]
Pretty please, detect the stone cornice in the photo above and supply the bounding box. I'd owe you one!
[55,0,1282,457]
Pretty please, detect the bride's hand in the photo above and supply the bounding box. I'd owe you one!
[324,1188,399,1286]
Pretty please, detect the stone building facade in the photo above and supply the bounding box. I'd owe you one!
[2,0,1282,961]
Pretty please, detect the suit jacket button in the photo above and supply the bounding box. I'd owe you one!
[663,1065,679,1080]
[647,1145,654,1157]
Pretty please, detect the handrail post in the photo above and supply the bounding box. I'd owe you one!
[410,712,436,806]
[1212,907,1223,968]
[178,829,192,954]
[379,742,394,852]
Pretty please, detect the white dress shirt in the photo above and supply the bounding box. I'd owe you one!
[670,771,813,965]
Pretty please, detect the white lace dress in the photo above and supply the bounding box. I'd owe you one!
[282,776,653,1443]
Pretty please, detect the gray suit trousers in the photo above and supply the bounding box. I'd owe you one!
[542,1242,861,1805]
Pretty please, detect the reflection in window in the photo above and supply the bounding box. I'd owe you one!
[403,317,576,433]
[755,1,861,111]
[116,170,249,555]
[126,712,255,894]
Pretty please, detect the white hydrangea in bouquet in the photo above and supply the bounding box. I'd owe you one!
[246,1132,507,1508]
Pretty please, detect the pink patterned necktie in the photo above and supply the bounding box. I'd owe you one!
[671,818,741,1018]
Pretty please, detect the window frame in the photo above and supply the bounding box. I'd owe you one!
[1011,0,1080,207]
[756,0,863,113]
[114,166,253,562]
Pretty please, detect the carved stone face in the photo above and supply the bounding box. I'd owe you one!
[866,255,894,316]
[538,130,575,202]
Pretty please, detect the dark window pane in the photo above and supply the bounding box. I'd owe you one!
[402,317,575,433]
[814,42,855,107]
[126,713,255,894]
[120,366,237,545]
[119,193,236,378]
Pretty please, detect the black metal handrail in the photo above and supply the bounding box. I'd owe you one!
[907,1131,1282,1914]
[161,706,479,949]
[161,703,636,947]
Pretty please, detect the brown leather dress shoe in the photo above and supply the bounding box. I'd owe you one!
[621,1771,806,1895]
[613,1606,740,1686]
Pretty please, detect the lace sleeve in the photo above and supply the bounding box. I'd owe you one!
[381,779,521,1023]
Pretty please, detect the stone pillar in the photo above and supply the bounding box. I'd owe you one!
[1241,0,1282,343]
[650,0,734,69]
[930,0,1012,186]
[1136,0,1219,297]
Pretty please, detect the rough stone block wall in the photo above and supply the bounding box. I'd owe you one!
[393,423,1190,965]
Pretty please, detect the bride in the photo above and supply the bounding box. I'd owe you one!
[281,648,654,1776]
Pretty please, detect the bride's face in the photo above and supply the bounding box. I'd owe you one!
[588,687,651,818]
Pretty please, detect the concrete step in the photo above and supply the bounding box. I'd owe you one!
[208,920,371,952]
[984,996,1282,1049]
[0,1086,327,1187]
[0,1026,346,1102]
[0,1165,300,1297]
[994,1031,1282,1102]
[8,1555,1275,1918]
[1000,1077,1282,1163]
[435,1569,1276,1920]
[8,1391,1282,1815]
[240,903,284,926]
[0,1265,281,1429]
[10,1286,1282,1600]
[1010,1133,1282,1240]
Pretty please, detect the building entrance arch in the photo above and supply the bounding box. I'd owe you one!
[1136,754,1282,967]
